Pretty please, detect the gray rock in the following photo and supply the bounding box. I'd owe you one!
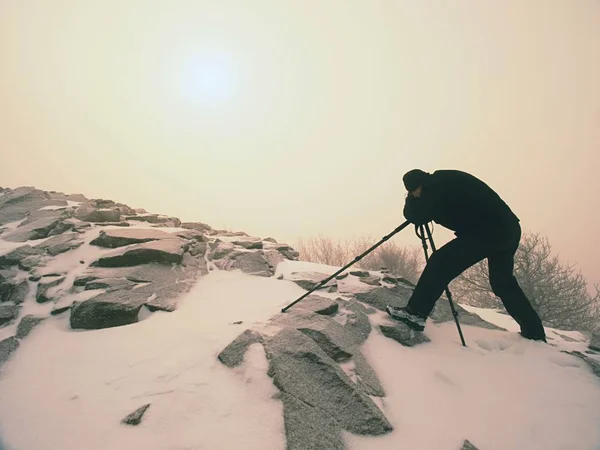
[461,440,479,450]
[218,329,264,368]
[46,220,76,236]
[264,328,392,436]
[262,250,284,272]
[188,241,207,257]
[73,275,99,286]
[36,276,65,303]
[211,242,235,259]
[563,351,600,379]
[288,272,335,291]
[214,251,272,277]
[76,206,121,223]
[590,334,600,352]
[96,221,130,227]
[264,237,277,243]
[91,239,188,267]
[18,256,44,271]
[0,303,19,326]
[84,277,137,292]
[355,286,502,331]
[121,404,151,426]
[3,217,62,242]
[90,228,173,248]
[0,246,43,268]
[0,187,57,225]
[380,323,431,347]
[335,273,349,280]
[353,352,385,397]
[350,271,370,277]
[233,240,263,250]
[295,295,339,316]
[277,246,300,261]
[182,221,212,232]
[0,279,28,304]
[280,393,345,450]
[16,315,45,339]
[0,337,19,367]
[34,232,83,256]
[174,230,206,242]
[124,214,171,224]
[343,303,372,345]
[359,276,381,286]
[70,293,145,329]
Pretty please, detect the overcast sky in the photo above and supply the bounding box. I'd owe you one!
[1,0,599,285]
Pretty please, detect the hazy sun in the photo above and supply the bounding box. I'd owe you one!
[176,50,240,108]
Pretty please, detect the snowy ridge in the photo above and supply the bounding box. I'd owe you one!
[0,187,599,450]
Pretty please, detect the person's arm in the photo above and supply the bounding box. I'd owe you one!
[403,193,435,225]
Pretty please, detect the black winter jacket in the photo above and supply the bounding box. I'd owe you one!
[403,170,520,238]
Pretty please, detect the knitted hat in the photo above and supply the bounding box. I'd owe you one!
[403,169,430,191]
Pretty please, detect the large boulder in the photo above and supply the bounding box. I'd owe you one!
[0,187,59,225]
[90,228,173,248]
[213,251,272,277]
[0,303,19,325]
[34,232,83,256]
[263,328,392,436]
[91,239,188,267]
[70,292,145,329]
[182,222,212,232]
[0,278,28,304]
[0,246,43,269]
[2,217,62,242]
[75,205,121,223]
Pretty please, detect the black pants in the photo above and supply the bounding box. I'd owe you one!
[407,223,545,338]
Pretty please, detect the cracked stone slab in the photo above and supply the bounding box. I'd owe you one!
[218,329,264,368]
[91,238,188,267]
[280,392,345,450]
[263,328,392,436]
[295,295,339,316]
[90,228,174,248]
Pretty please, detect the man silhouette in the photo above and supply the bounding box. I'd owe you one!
[386,169,546,342]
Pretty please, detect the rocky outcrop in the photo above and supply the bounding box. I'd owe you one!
[0,246,43,269]
[2,217,64,242]
[90,228,174,248]
[91,239,188,267]
[34,232,83,256]
[70,293,145,329]
[264,328,392,436]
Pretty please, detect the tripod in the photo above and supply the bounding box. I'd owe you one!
[281,220,466,347]
[416,223,467,347]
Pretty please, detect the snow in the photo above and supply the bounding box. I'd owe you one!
[1,253,600,449]
[38,205,67,211]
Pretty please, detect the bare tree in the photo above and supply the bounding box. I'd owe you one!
[296,235,424,284]
[296,235,351,267]
[451,232,600,332]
